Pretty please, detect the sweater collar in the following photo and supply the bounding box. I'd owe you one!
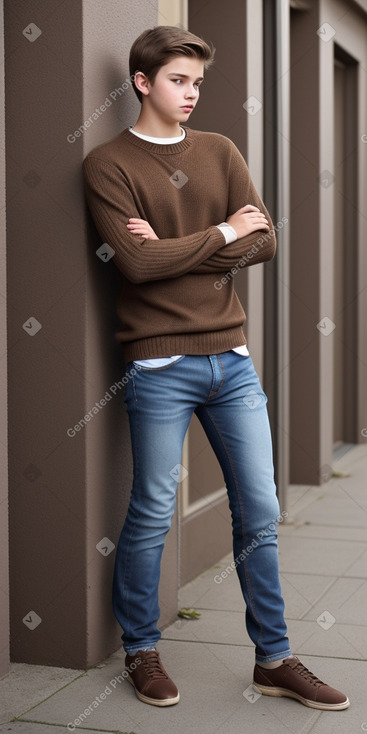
[120,126,193,155]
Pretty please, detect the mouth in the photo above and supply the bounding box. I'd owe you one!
[181,105,194,112]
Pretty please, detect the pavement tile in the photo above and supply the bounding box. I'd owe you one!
[335,473,367,503]
[287,486,325,516]
[279,523,367,542]
[333,444,367,472]
[167,605,366,659]
[285,618,367,659]
[162,608,249,647]
[14,648,148,733]
[0,663,83,725]
[287,483,367,528]
[344,547,367,577]
[277,536,365,576]
[212,705,322,734]
[279,573,337,619]
[178,556,244,613]
[329,622,367,660]
[286,445,367,525]
[301,577,367,626]
[0,724,119,734]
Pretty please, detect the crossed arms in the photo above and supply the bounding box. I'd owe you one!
[83,141,276,284]
[126,204,269,242]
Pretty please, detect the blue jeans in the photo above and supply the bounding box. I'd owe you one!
[112,352,291,663]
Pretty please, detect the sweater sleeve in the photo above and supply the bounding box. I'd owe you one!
[83,155,226,284]
[192,141,277,274]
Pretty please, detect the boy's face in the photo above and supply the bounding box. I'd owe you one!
[139,56,204,124]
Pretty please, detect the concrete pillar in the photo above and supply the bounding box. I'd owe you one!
[5,0,162,669]
[289,1,323,484]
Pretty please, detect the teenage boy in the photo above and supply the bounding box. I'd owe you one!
[83,25,349,712]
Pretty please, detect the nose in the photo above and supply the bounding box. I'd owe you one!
[185,86,198,101]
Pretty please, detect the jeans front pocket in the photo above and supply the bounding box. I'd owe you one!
[132,355,186,371]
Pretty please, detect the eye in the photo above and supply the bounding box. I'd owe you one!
[172,79,182,84]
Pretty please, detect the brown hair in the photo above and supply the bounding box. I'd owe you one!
[129,25,215,103]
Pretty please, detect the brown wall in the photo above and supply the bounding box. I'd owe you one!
[4,0,168,669]
[289,0,367,483]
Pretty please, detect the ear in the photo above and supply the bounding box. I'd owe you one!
[134,71,151,97]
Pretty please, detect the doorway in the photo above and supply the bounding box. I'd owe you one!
[333,47,358,449]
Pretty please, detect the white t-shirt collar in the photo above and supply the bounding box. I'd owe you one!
[128,126,186,145]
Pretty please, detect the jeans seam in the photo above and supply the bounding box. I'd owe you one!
[204,405,264,649]
[131,373,137,402]
[205,354,225,403]
[121,394,140,641]
[121,519,136,640]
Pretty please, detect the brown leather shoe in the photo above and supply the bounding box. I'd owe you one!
[125,649,180,706]
[253,656,350,710]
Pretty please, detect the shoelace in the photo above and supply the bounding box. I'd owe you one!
[142,651,169,680]
[287,658,324,688]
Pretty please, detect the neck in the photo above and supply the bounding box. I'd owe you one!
[132,109,182,139]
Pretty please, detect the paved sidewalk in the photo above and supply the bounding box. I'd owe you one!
[1,444,366,734]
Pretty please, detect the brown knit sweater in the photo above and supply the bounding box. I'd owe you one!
[82,126,276,362]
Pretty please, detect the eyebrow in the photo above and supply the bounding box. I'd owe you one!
[167,73,204,82]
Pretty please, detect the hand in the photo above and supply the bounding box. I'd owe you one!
[226,204,269,239]
[126,218,159,240]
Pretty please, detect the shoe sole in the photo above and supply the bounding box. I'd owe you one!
[127,674,180,707]
[252,683,350,710]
